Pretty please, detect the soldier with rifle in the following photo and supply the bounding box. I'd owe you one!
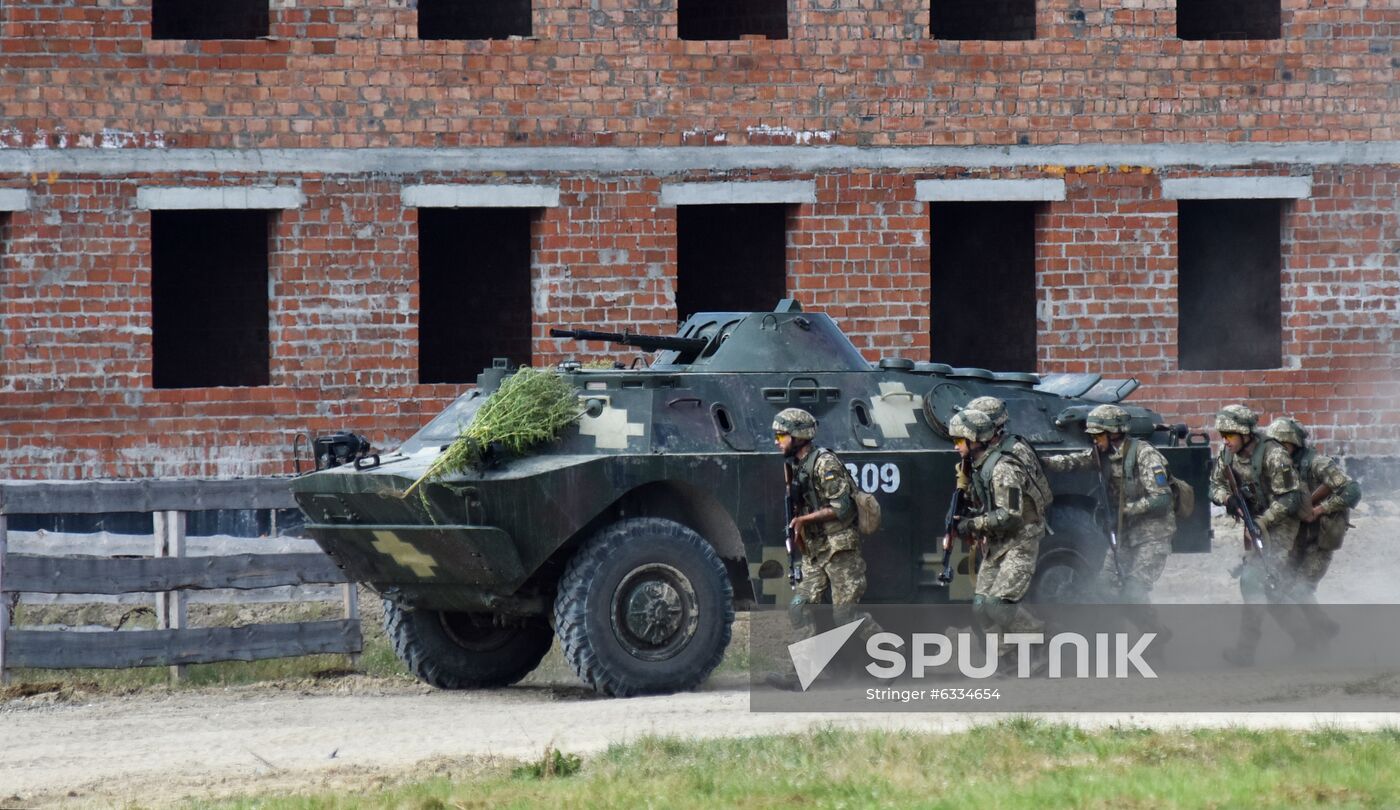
[948,410,1046,674]
[966,396,1054,519]
[1265,417,1360,626]
[1208,404,1313,666]
[1042,405,1176,612]
[766,407,878,690]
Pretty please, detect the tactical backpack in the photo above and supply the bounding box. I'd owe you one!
[804,448,882,536]
[1123,438,1195,519]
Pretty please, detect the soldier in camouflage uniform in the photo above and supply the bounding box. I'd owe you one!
[966,396,1054,516]
[766,407,877,689]
[949,410,1046,672]
[1265,418,1359,636]
[1208,404,1311,665]
[1042,404,1175,608]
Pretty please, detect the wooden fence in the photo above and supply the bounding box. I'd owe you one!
[0,478,361,684]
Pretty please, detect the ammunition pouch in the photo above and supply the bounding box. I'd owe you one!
[1316,511,1348,551]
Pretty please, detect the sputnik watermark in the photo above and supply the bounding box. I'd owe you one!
[867,631,1158,679]
[786,619,1158,691]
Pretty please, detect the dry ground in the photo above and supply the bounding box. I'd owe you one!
[3,501,1397,808]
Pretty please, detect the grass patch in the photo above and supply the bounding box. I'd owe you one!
[199,721,1400,809]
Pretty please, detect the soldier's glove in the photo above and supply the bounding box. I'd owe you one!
[955,517,977,538]
[1224,494,1247,520]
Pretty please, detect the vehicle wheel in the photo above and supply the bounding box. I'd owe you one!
[1029,506,1106,603]
[382,600,553,689]
[554,517,734,697]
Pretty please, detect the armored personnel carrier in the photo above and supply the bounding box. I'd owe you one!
[290,301,1212,697]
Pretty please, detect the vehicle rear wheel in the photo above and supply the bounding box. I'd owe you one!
[554,517,734,697]
[1029,506,1106,603]
[383,600,552,689]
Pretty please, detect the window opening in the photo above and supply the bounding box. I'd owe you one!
[678,0,787,41]
[152,210,270,388]
[676,204,788,322]
[931,0,1035,41]
[929,202,1037,371]
[152,0,269,40]
[418,208,534,384]
[418,0,532,40]
[1177,199,1282,370]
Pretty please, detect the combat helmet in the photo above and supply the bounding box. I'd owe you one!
[1085,404,1130,435]
[772,407,818,440]
[1215,404,1259,435]
[966,396,1009,429]
[1265,417,1309,449]
[948,409,997,443]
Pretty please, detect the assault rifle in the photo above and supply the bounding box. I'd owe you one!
[783,462,804,587]
[549,327,710,356]
[1094,449,1124,581]
[938,463,971,587]
[1222,462,1282,590]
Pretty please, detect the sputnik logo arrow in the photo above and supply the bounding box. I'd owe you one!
[788,619,865,691]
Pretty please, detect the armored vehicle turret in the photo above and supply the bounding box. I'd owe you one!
[290,301,1212,697]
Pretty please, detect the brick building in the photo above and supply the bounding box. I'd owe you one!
[0,0,1396,480]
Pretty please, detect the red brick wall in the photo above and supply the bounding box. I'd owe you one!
[0,0,1395,148]
[1,164,1396,478]
[0,0,1396,478]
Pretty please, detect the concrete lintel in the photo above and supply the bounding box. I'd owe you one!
[0,189,30,211]
[915,178,1066,202]
[401,184,561,208]
[1,143,1395,176]
[136,186,306,210]
[1161,176,1313,200]
[659,180,817,206]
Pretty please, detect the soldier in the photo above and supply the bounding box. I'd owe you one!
[1207,404,1310,665]
[766,407,877,690]
[966,396,1054,515]
[948,409,1046,673]
[1265,417,1360,608]
[1041,404,1175,607]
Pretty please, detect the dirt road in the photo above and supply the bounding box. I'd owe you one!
[4,502,1398,807]
[6,677,1400,808]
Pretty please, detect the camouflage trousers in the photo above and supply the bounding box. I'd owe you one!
[1287,540,1334,597]
[1232,522,1336,653]
[1098,525,1172,604]
[790,549,880,643]
[973,527,1044,639]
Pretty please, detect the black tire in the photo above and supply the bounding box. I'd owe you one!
[382,600,553,689]
[554,517,734,697]
[1029,506,1106,603]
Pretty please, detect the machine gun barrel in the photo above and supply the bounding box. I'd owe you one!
[549,327,709,355]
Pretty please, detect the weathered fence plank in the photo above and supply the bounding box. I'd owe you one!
[0,478,297,515]
[5,619,362,669]
[2,553,350,595]
[10,532,322,557]
[0,515,9,685]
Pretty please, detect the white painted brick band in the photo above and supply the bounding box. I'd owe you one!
[1160,177,1313,199]
[135,187,306,210]
[659,180,817,206]
[0,189,30,211]
[401,184,561,208]
[915,179,1067,202]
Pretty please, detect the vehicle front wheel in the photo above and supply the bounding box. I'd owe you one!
[1028,506,1105,603]
[554,517,734,697]
[383,600,553,689]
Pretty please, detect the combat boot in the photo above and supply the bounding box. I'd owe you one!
[1222,646,1255,667]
